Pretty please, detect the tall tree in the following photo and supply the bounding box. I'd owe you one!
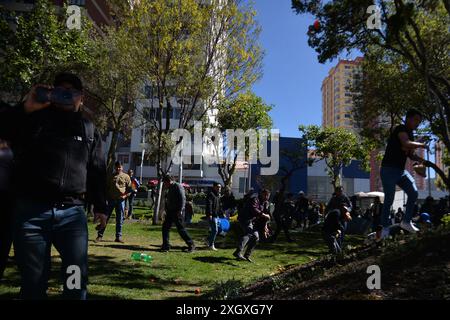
[292,0,450,189]
[299,125,367,189]
[127,0,264,223]
[214,91,273,189]
[0,0,92,104]
[82,22,145,172]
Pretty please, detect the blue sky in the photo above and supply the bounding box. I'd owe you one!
[251,0,358,138]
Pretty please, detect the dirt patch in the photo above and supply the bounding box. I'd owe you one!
[236,230,450,300]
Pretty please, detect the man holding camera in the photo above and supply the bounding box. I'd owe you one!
[0,72,107,299]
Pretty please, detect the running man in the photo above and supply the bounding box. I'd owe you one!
[378,109,428,240]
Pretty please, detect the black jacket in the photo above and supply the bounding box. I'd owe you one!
[325,194,352,213]
[0,103,107,213]
[165,182,185,215]
[221,193,236,211]
[323,209,344,235]
[206,190,221,218]
[238,193,263,223]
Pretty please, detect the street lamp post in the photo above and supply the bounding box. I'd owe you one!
[139,125,146,184]
[427,145,432,197]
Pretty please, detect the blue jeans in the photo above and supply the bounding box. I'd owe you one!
[126,193,135,219]
[13,199,88,300]
[323,232,342,255]
[98,199,125,238]
[380,166,418,227]
[207,217,220,246]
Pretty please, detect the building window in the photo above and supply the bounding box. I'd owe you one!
[118,154,129,164]
[183,163,201,170]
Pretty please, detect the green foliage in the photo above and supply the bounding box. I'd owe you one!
[192,192,207,204]
[292,0,450,188]
[206,279,244,300]
[138,185,148,193]
[125,0,264,177]
[353,50,428,148]
[0,0,92,103]
[217,91,273,131]
[441,214,450,228]
[215,91,273,187]
[299,125,367,187]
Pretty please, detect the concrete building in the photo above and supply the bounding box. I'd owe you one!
[250,137,308,195]
[321,57,363,130]
[307,158,370,203]
[321,57,426,192]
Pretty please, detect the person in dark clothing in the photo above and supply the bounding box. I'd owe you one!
[308,202,320,226]
[325,187,352,247]
[370,197,383,232]
[283,193,297,229]
[379,109,429,240]
[160,175,195,252]
[126,169,140,219]
[434,198,448,226]
[0,138,13,280]
[221,187,236,218]
[325,186,352,214]
[206,182,222,251]
[420,196,435,216]
[322,205,352,254]
[270,191,293,243]
[395,207,404,224]
[295,191,309,229]
[0,73,107,300]
[148,186,157,210]
[233,189,271,262]
[254,191,272,243]
[184,196,194,225]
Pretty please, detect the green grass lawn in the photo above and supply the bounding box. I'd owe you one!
[0,209,363,300]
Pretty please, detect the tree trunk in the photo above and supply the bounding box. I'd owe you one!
[152,179,163,225]
[107,129,120,172]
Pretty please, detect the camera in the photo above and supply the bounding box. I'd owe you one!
[35,86,81,106]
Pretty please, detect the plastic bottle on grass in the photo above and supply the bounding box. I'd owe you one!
[131,252,152,262]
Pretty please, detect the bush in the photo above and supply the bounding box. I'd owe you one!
[205,279,244,300]
[441,214,450,227]
[138,185,148,193]
[192,192,207,204]
[186,194,194,202]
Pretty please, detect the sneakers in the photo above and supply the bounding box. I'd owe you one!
[244,256,254,263]
[186,244,196,253]
[400,221,420,233]
[375,227,390,242]
[233,250,246,261]
[159,246,170,252]
[208,245,218,251]
[114,237,125,243]
[94,236,102,243]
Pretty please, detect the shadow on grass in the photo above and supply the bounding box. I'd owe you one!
[282,249,325,256]
[0,253,192,300]
[192,256,239,266]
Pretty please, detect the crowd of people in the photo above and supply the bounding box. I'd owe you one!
[0,73,448,300]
